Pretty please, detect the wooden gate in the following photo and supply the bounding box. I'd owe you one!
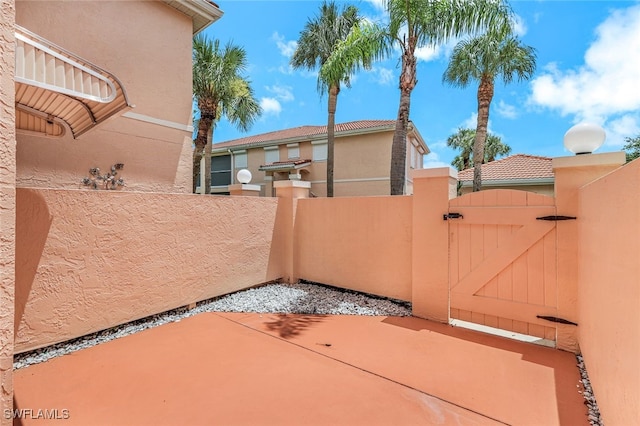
[448,190,559,342]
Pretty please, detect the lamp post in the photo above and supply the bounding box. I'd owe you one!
[563,123,606,155]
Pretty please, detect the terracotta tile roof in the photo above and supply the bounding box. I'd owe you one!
[213,120,397,150]
[458,154,553,182]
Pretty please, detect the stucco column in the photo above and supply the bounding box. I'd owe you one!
[411,168,457,322]
[274,181,310,283]
[228,184,261,196]
[552,152,625,352]
[0,2,16,423]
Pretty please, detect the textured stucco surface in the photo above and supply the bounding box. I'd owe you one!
[0,1,16,423]
[15,1,194,193]
[577,160,640,426]
[15,189,284,352]
[294,196,412,301]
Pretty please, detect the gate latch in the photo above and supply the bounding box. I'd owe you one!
[443,212,464,220]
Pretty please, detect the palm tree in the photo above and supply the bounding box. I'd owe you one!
[192,35,262,194]
[322,0,512,195]
[443,30,536,191]
[290,1,365,197]
[447,128,511,171]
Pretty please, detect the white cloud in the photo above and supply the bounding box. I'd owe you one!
[367,66,394,85]
[529,4,640,124]
[415,45,442,62]
[511,14,527,37]
[495,100,518,119]
[603,113,640,148]
[462,112,479,130]
[422,152,451,169]
[271,32,297,58]
[266,85,294,102]
[260,97,282,116]
[459,112,497,135]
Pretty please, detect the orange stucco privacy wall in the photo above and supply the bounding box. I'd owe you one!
[15,1,194,193]
[0,1,16,423]
[294,196,412,301]
[14,189,285,352]
[577,160,640,426]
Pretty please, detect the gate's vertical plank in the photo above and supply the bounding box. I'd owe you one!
[527,239,546,338]
[482,217,499,328]
[470,193,486,324]
[456,194,472,322]
[497,224,514,331]
[512,192,530,334]
[512,250,529,334]
[449,221,459,320]
[544,229,558,340]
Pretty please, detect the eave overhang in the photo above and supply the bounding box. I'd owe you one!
[163,0,224,35]
[259,159,312,172]
[15,25,132,139]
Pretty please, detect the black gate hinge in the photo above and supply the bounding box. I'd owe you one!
[443,212,464,220]
[536,315,578,326]
[536,215,577,221]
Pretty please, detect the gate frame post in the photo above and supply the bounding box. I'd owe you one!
[411,167,457,322]
[552,151,625,352]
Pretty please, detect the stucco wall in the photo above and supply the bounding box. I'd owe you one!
[0,1,16,423]
[15,189,285,352]
[15,1,194,193]
[577,160,640,426]
[294,196,412,301]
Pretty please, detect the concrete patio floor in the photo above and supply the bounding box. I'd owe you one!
[13,312,588,425]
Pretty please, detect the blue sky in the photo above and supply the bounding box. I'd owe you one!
[204,0,640,168]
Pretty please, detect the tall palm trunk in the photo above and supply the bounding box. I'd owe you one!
[193,101,215,194]
[472,76,494,192]
[390,38,417,195]
[327,83,340,197]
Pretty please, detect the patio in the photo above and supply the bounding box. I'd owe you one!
[13,312,587,425]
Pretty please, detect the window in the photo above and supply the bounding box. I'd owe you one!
[312,140,327,161]
[211,155,231,186]
[264,146,280,163]
[410,144,416,169]
[235,150,247,168]
[287,143,300,159]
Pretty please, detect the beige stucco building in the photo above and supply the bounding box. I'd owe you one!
[205,120,429,197]
[14,0,222,193]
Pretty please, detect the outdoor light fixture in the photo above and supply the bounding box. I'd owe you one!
[237,169,252,184]
[563,122,606,155]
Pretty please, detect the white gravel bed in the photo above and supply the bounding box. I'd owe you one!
[577,354,603,426]
[13,282,411,369]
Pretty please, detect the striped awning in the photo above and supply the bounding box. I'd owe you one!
[14,25,131,139]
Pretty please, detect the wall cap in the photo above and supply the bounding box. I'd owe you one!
[552,151,625,170]
[412,167,457,180]
[273,180,311,189]
[229,183,261,191]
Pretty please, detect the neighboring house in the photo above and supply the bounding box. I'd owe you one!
[14,0,222,193]
[204,120,429,197]
[457,154,554,196]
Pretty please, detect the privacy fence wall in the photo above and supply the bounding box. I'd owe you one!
[12,154,638,425]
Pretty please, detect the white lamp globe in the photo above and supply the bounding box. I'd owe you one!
[237,169,252,184]
[563,123,606,155]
